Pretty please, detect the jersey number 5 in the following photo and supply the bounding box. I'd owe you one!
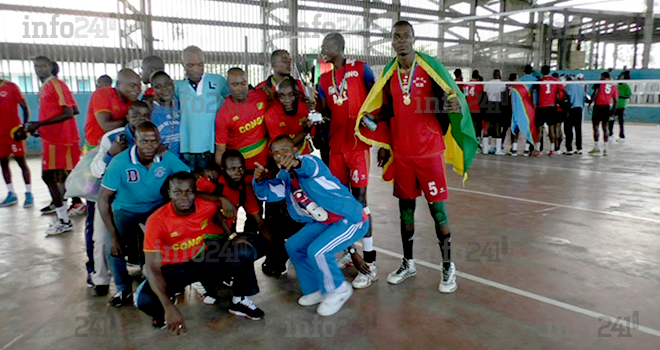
[604,84,612,94]
[428,181,438,196]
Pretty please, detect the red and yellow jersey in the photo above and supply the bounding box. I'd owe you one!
[265,100,314,155]
[537,76,562,108]
[256,76,306,95]
[594,79,618,106]
[217,176,260,228]
[318,59,374,154]
[85,87,132,146]
[144,198,222,266]
[215,89,268,170]
[384,65,445,158]
[0,81,25,138]
[464,79,483,113]
[38,77,80,145]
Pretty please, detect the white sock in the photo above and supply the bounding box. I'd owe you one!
[334,281,349,293]
[56,205,70,222]
[604,141,609,150]
[25,184,31,193]
[535,142,541,151]
[6,183,14,193]
[496,138,502,152]
[595,141,601,151]
[232,296,242,303]
[512,142,518,152]
[362,237,373,252]
[525,143,530,152]
[482,138,489,155]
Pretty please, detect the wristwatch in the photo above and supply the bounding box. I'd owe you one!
[228,233,237,241]
[349,247,356,254]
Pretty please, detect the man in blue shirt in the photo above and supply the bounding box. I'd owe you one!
[174,46,230,171]
[253,136,369,317]
[563,74,587,155]
[150,71,180,157]
[98,121,189,307]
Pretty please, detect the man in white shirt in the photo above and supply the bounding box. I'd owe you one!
[482,70,507,155]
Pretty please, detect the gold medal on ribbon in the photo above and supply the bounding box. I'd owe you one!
[337,99,343,106]
[404,96,411,105]
[398,58,417,107]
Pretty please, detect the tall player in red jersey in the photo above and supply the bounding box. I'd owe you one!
[0,80,32,208]
[27,56,81,235]
[534,65,565,156]
[464,70,485,146]
[215,68,269,181]
[362,21,460,293]
[256,50,306,98]
[318,32,378,289]
[589,72,618,156]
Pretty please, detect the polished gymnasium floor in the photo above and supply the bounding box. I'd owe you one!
[0,123,658,350]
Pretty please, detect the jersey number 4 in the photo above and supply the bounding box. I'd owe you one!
[352,170,360,184]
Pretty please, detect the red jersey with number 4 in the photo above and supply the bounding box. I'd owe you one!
[595,80,618,106]
[85,87,132,146]
[144,198,222,266]
[38,77,80,145]
[265,100,314,155]
[537,76,562,108]
[464,80,483,113]
[318,59,371,154]
[384,65,445,158]
[0,81,25,138]
[215,90,268,170]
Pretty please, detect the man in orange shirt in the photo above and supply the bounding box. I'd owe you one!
[135,172,264,331]
[84,69,141,148]
[27,56,81,235]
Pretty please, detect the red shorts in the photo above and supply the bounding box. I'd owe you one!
[329,150,370,188]
[393,154,448,202]
[42,142,81,171]
[0,137,26,158]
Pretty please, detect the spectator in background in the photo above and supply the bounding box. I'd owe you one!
[482,69,507,155]
[563,75,586,155]
[96,75,113,89]
[140,56,165,103]
[610,71,631,142]
[150,71,181,157]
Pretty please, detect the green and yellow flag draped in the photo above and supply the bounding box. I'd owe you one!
[355,52,478,184]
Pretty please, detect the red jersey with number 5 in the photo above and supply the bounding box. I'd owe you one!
[537,76,563,108]
[594,80,618,106]
[464,80,483,113]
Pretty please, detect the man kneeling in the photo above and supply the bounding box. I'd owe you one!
[135,172,264,332]
[253,136,369,316]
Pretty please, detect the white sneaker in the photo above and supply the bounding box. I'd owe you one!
[495,150,506,156]
[439,262,457,293]
[352,264,379,289]
[616,138,625,143]
[298,290,324,306]
[387,258,416,285]
[317,281,353,316]
[45,219,73,236]
[337,250,353,269]
[191,281,216,305]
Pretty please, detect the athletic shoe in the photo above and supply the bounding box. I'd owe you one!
[508,150,518,157]
[532,150,542,157]
[488,147,496,155]
[298,291,324,306]
[523,150,531,157]
[564,151,574,155]
[439,262,457,293]
[337,250,353,269]
[317,281,353,316]
[262,258,289,277]
[229,297,264,320]
[68,202,87,217]
[92,285,109,297]
[576,149,583,155]
[588,148,600,155]
[495,150,506,156]
[40,203,56,214]
[616,137,625,143]
[386,258,416,285]
[45,219,73,236]
[23,193,34,208]
[87,273,94,288]
[603,150,608,157]
[191,281,216,305]
[549,150,559,157]
[352,263,378,289]
[0,192,17,207]
[108,290,133,307]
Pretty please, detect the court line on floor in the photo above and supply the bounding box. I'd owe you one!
[368,244,660,339]
[472,158,650,177]
[1,335,23,350]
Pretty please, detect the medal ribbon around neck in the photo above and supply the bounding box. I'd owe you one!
[331,64,348,106]
[398,57,417,105]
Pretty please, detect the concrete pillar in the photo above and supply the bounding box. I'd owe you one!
[602,42,607,69]
[498,1,505,63]
[613,44,618,69]
[642,0,653,68]
[468,0,476,64]
[438,0,445,60]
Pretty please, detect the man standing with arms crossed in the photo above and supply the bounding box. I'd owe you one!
[317,32,378,289]
[176,46,230,171]
[357,21,477,293]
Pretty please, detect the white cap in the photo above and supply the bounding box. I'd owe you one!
[576,73,584,80]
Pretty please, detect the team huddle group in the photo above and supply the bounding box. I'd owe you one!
[2,20,618,334]
[458,65,631,158]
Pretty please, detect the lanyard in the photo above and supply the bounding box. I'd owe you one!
[397,58,417,105]
[331,64,347,106]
